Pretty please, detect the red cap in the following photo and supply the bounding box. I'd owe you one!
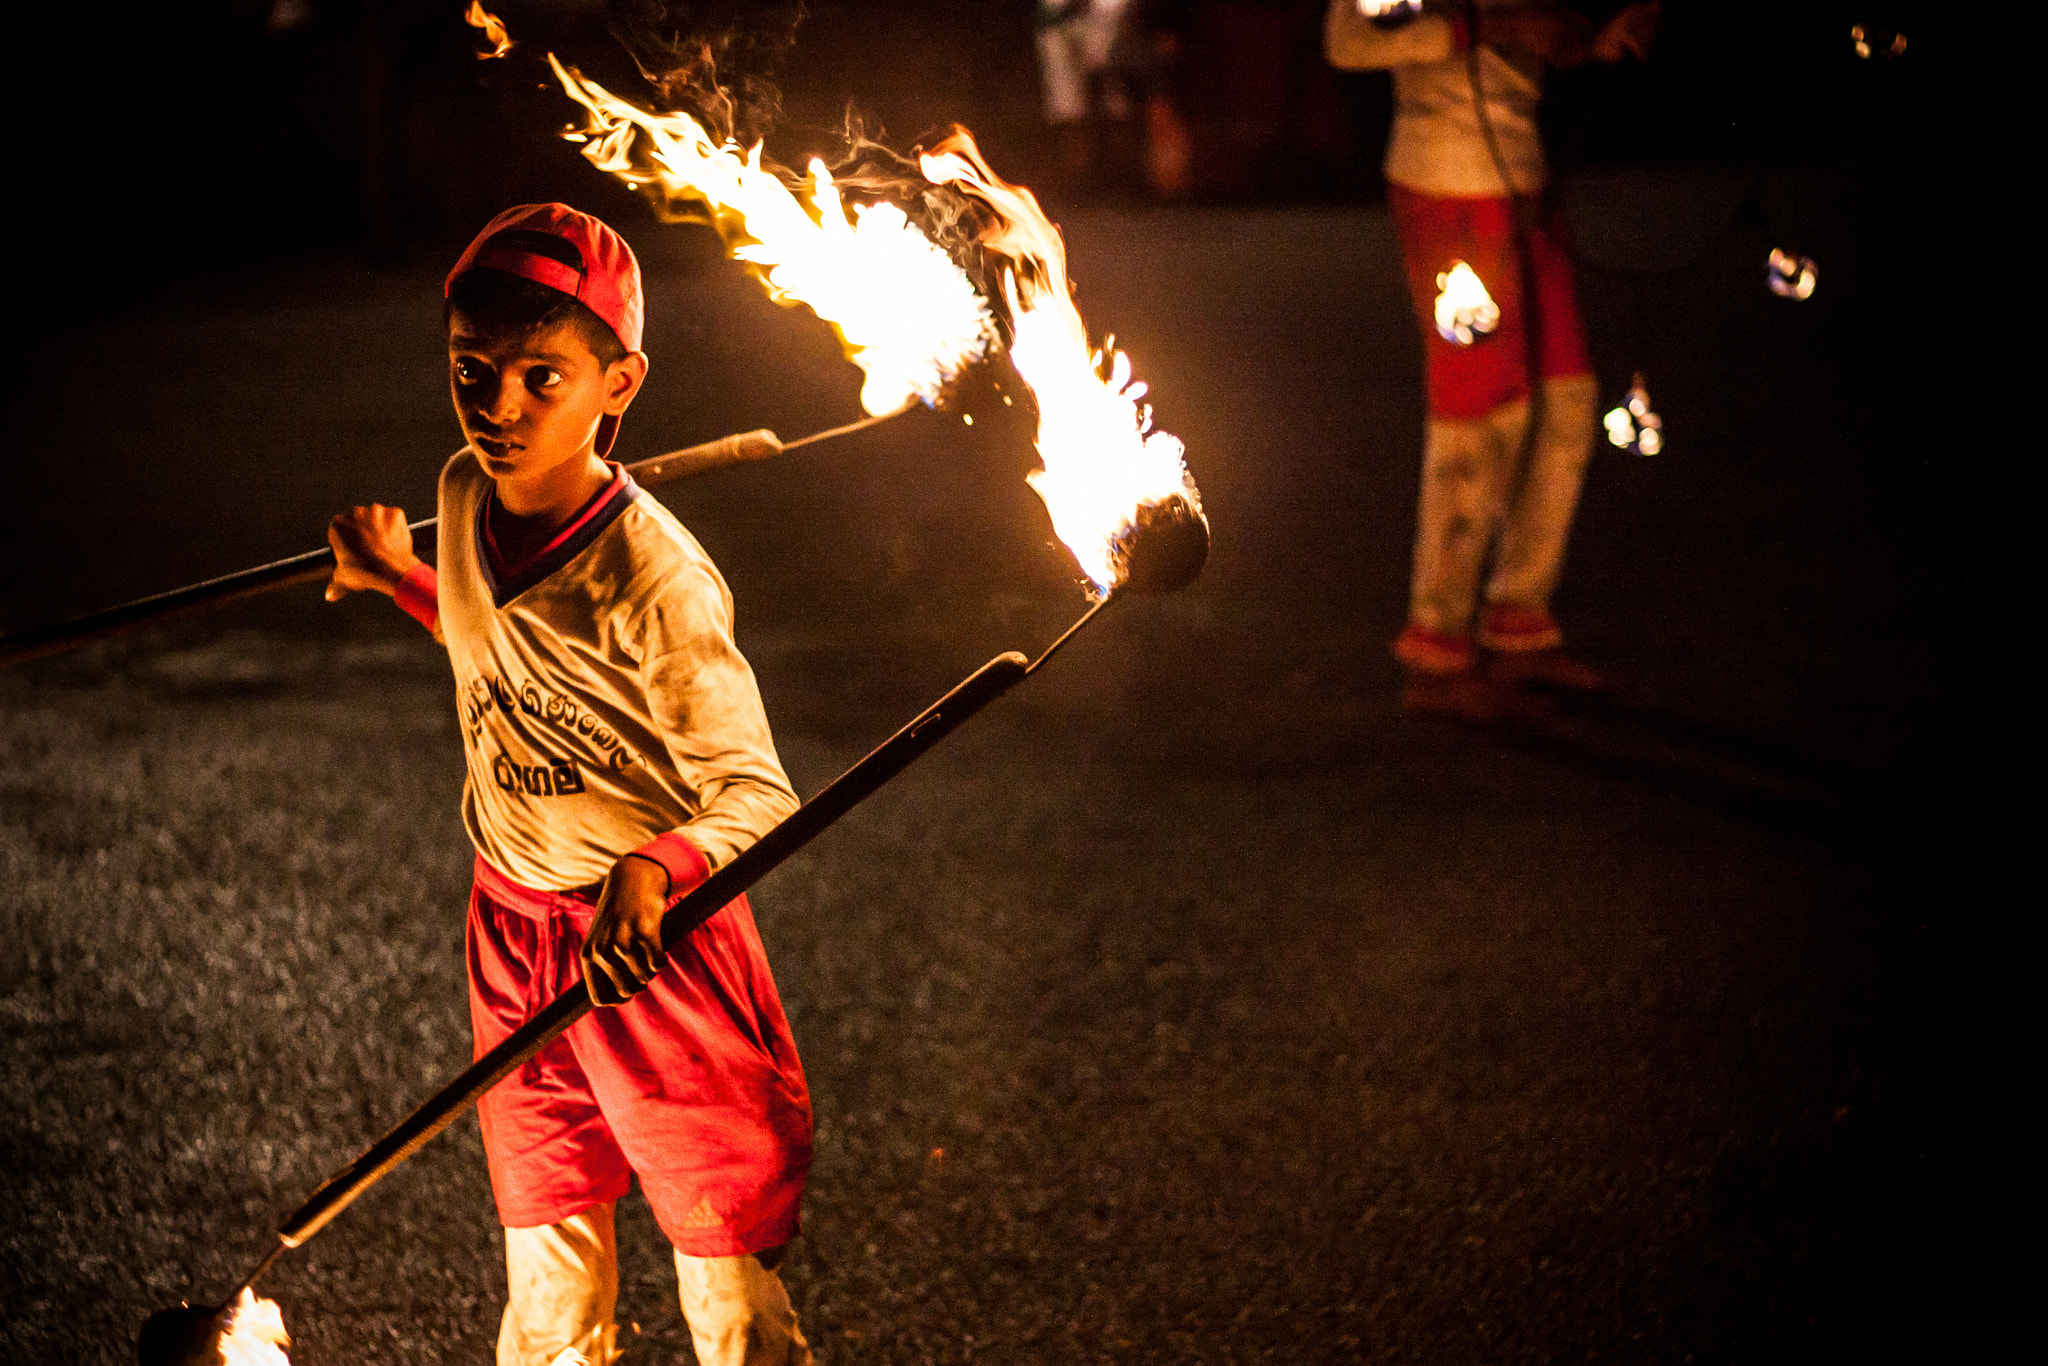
[446,203,645,353]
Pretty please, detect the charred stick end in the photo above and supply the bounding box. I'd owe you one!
[137,1303,227,1366]
[1110,491,1210,596]
[629,429,783,486]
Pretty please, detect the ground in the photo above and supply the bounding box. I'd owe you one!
[0,170,1952,1363]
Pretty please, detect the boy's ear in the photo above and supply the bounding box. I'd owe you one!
[605,352,650,415]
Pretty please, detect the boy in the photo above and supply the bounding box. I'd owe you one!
[326,202,813,1366]
[1324,0,1659,716]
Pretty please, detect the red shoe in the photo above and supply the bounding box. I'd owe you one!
[1392,623,1473,674]
[1476,604,1565,653]
[1477,605,1604,692]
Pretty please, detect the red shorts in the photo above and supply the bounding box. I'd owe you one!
[467,855,812,1257]
[1388,183,1593,419]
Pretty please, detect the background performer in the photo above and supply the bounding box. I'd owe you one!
[1325,0,1659,715]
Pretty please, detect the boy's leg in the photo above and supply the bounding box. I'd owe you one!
[559,892,815,1362]
[499,1203,620,1366]
[1405,399,1527,651]
[1480,211,1604,686]
[1483,372,1596,636]
[469,867,637,1363]
[1397,400,1529,718]
[674,1249,812,1366]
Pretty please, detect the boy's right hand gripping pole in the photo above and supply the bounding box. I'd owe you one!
[272,649,1029,1251]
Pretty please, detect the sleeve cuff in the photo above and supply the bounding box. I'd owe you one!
[632,831,712,898]
[394,562,439,632]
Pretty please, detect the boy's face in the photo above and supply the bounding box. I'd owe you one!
[447,311,648,488]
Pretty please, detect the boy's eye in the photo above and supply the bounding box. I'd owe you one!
[526,367,564,395]
[453,358,489,385]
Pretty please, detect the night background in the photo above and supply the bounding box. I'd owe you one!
[2,1,1959,1362]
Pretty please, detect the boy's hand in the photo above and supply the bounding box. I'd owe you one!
[326,504,422,601]
[582,854,674,1006]
[1590,1,1660,62]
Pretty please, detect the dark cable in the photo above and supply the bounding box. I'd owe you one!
[1461,3,1775,300]
[1463,0,1547,447]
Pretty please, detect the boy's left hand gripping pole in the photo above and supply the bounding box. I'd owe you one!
[0,430,783,668]
[267,647,1027,1254]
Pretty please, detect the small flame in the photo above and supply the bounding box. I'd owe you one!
[1766,248,1817,300]
[217,1289,291,1366]
[1604,372,1663,456]
[919,130,1199,597]
[548,56,994,416]
[1356,0,1423,23]
[1850,24,1906,59]
[463,2,513,60]
[1434,262,1499,346]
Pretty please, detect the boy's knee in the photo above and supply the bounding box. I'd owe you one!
[675,1248,810,1366]
[500,1207,619,1366]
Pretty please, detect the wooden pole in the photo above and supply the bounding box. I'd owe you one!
[0,417,911,668]
[271,647,1030,1249]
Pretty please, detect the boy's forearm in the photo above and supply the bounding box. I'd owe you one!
[671,775,802,872]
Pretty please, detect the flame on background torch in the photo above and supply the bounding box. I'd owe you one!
[1605,372,1663,456]
[1767,248,1817,300]
[1850,23,1906,59]
[463,2,513,60]
[1434,261,1500,346]
[917,129,1203,598]
[1356,0,1423,25]
[548,55,994,417]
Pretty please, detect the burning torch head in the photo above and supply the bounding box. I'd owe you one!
[1107,491,1210,596]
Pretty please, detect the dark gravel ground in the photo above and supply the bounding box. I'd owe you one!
[1,168,1955,1363]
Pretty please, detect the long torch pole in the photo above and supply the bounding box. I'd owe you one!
[144,596,1119,1348]
[269,628,1106,1262]
[241,597,1114,1287]
[1,410,905,669]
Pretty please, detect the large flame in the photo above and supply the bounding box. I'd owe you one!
[217,1289,291,1365]
[463,2,512,60]
[533,36,1195,593]
[547,55,993,417]
[918,131,1198,596]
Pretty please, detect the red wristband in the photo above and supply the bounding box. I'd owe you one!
[632,832,711,899]
[394,563,438,632]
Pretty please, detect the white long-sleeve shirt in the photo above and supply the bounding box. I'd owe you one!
[1324,1,1547,197]
[433,449,798,890]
